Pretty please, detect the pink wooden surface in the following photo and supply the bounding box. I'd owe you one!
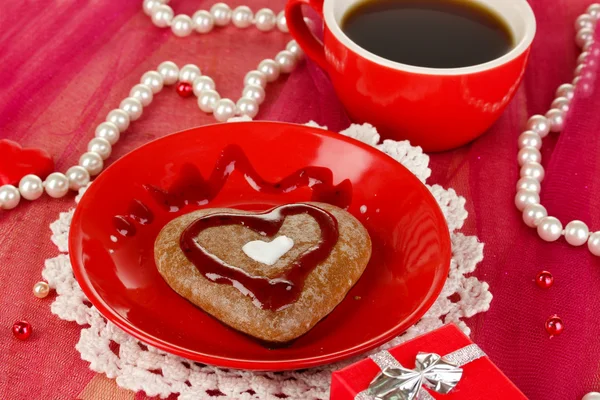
[1,1,599,399]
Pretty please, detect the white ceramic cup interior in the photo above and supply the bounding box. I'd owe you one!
[323,0,537,75]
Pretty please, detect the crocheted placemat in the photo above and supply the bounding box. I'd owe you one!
[43,121,491,400]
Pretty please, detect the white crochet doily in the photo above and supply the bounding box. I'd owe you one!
[43,120,492,400]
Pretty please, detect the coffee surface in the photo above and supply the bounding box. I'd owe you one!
[341,0,514,68]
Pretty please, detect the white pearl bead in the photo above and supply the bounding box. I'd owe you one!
[143,0,163,16]
[545,109,565,132]
[0,184,21,209]
[140,71,164,94]
[537,216,563,242]
[244,70,267,89]
[119,97,143,121]
[526,115,550,138]
[582,392,600,400]
[18,175,44,201]
[276,11,288,32]
[179,64,201,84]
[520,162,545,181]
[79,152,104,176]
[95,121,120,145]
[275,50,297,74]
[575,64,586,77]
[193,10,214,33]
[106,110,130,133]
[236,97,259,118]
[197,89,220,113]
[518,131,542,150]
[232,6,253,28]
[564,220,590,246]
[517,177,541,193]
[286,40,304,60]
[213,98,236,122]
[575,14,595,30]
[129,84,153,106]
[589,232,600,256]
[157,61,179,85]
[576,28,595,48]
[588,4,600,20]
[151,4,174,28]
[573,76,583,86]
[192,76,215,96]
[523,204,547,228]
[583,40,595,52]
[255,9,276,32]
[88,137,112,160]
[66,166,90,191]
[44,173,69,198]
[171,14,193,37]
[556,83,575,101]
[578,52,589,65]
[258,59,280,82]
[518,146,541,166]
[551,97,570,114]
[523,204,548,228]
[515,189,540,212]
[242,84,266,105]
[210,3,232,27]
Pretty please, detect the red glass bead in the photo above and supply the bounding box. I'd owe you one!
[12,321,32,340]
[545,315,564,337]
[176,82,193,98]
[536,270,554,289]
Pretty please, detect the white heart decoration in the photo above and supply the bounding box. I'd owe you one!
[242,235,294,266]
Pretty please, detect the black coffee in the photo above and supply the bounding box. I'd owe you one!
[341,0,514,68]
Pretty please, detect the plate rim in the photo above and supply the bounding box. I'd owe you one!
[69,121,451,371]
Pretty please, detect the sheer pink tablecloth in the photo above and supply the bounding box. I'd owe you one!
[1,1,599,399]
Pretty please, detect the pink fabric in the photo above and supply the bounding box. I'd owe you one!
[0,1,599,399]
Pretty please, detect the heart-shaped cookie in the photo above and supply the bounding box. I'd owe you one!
[155,202,371,342]
[0,139,54,185]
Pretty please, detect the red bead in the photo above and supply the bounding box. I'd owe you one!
[545,315,564,337]
[176,82,193,98]
[536,270,554,289]
[12,321,32,340]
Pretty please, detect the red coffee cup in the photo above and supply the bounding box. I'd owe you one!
[285,0,536,152]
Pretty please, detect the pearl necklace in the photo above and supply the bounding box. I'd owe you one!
[0,1,303,211]
[516,4,600,256]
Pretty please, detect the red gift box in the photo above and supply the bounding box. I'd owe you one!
[331,324,527,399]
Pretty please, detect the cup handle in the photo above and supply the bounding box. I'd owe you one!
[285,0,328,71]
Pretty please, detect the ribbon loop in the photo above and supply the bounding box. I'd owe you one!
[368,352,463,400]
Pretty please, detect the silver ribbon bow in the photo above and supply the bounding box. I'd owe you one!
[355,344,486,400]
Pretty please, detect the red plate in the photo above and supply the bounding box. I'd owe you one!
[70,121,451,371]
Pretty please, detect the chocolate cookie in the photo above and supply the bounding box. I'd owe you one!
[154,202,371,342]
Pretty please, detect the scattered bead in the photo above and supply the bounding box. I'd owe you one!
[545,315,564,337]
[33,281,50,298]
[535,271,554,289]
[12,321,32,340]
[176,82,193,97]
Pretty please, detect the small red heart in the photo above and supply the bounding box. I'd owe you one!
[0,139,54,186]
